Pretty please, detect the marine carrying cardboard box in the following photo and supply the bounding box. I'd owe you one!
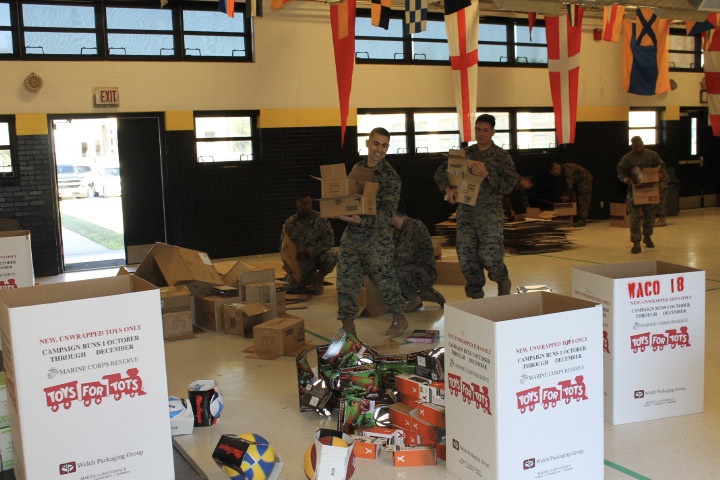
[317,164,378,218]
[0,275,175,480]
[445,292,603,480]
[0,230,34,289]
[572,261,705,425]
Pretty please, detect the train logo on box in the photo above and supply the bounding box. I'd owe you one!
[43,368,146,411]
[516,375,588,414]
[447,373,492,415]
[629,327,692,353]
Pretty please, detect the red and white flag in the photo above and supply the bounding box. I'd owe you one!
[545,5,583,145]
[602,4,624,42]
[704,29,720,136]
[444,0,480,144]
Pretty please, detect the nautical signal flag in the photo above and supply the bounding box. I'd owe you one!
[218,0,235,17]
[404,0,428,36]
[444,0,479,144]
[331,0,356,146]
[704,29,720,136]
[622,8,670,96]
[372,0,392,29]
[528,12,536,41]
[686,13,717,37]
[602,4,625,42]
[545,5,583,145]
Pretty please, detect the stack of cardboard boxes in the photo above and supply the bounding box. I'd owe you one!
[316,164,378,218]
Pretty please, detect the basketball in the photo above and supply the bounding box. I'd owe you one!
[303,436,355,479]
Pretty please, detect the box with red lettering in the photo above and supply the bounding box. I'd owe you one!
[0,276,174,480]
[573,260,705,425]
[445,292,603,480]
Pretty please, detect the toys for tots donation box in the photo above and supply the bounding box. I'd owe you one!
[572,260,705,425]
[445,292,604,480]
[0,276,174,480]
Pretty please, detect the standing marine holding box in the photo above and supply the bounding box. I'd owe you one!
[336,127,408,338]
[434,114,518,299]
[617,135,666,254]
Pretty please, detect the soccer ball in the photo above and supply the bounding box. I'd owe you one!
[209,391,224,419]
[168,396,187,419]
[303,436,355,480]
[223,433,276,480]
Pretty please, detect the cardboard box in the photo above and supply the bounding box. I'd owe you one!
[224,302,270,337]
[195,295,243,331]
[392,445,437,466]
[572,261,705,425]
[276,284,287,315]
[609,202,630,228]
[446,150,482,206]
[641,166,660,183]
[445,292,603,480]
[553,202,577,217]
[358,276,389,317]
[317,164,375,198]
[245,281,274,304]
[417,402,445,428]
[526,203,577,219]
[280,234,303,284]
[220,260,257,289]
[162,310,194,341]
[631,183,660,205]
[154,245,223,286]
[252,316,305,359]
[319,182,378,218]
[0,372,8,429]
[238,268,278,321]
[0,230,34,289]
[436,256,465,285]
[0,276,175,480]
[159,285,192,313]
[352,437,384,459]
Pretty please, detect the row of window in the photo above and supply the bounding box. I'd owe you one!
[0,109,661,178]
[0,1,702,70]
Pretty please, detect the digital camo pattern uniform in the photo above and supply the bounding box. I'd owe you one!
[435,143,518,298]
[393,216,438,296]
[617,149,666,242]
[561,163,593,221]
[656,169,670,218]
[503,177,529,220]
[337,158,405,321]
[280,209,338,286]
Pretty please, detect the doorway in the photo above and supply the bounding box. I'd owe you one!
[52,118,126,270]
[51,114,167,271]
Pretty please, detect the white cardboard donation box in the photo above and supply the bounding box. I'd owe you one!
[572,261,705,425]
[445,292,603,480]
[0,276,175,480]
[0,230,34,289]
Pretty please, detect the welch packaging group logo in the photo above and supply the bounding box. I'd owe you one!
[523,458,536,470]
[634,390,645,399]
[59,462,77,474]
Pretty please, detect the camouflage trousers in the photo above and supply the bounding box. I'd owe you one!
[456,211,509,298]
[394,263,436,297]
[337,229,405,320]
[627,195,657,242]
[656,182,668,218]
[290,249,338,287]
[576,181,592,221]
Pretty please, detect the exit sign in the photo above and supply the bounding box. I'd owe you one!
[93,87,120,106]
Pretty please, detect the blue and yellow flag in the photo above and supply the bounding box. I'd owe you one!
[622,8,670,96]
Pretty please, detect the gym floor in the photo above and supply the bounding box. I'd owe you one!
[41,207,720,480]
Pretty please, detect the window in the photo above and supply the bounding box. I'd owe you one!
[194,113,258,164]
[669,29,702,71]
[629,110,659,145]
[0,118,17,178]
[7,1,252,61]
[357,108,554,156]
[356,14,546,67]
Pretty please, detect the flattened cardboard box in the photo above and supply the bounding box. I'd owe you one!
[280,235,304,285]
[0,230,34,289]
[446,150,482,206]
[0,275,174,480]
[572,261,705,425]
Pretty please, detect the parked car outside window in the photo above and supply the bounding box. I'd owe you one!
[93,166,121,197]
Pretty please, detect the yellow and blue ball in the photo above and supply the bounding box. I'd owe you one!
[223,433,276,480]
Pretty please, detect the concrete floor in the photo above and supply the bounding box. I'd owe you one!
[40,207,720,480]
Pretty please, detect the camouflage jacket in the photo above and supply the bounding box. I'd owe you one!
[393,216,436,272]
[561,163,593,196]
[344,157,400,237]
[280,210,334,258]
[617,149,666,184]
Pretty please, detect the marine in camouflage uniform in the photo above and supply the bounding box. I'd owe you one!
[280,194,337,293]
[391,201,444,310]
[655,168,670,226]
[617,136,666,254]
[336,128,407,337]
[434,114,518,299]
[551,162,593,226]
